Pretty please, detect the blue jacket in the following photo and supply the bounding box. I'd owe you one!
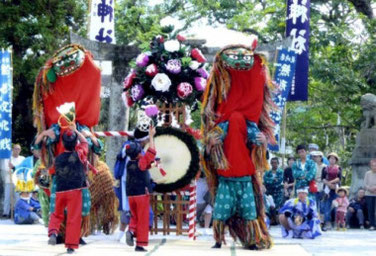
[14,198,40,224]
[114,141,131,211]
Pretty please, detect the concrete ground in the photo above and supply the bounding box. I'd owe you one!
[0,219,375,256]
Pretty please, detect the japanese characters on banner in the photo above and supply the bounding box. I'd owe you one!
[89,0,116,44]
[0,50,12,158]
[268,48,297,152]
[286,0,310,101]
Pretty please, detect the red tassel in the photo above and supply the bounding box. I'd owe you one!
[159,167,167,176]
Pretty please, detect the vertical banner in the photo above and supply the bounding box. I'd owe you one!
[89,0,116,44]
[269,48,297,151]
[286,0,310,101]
[0,49,12,158]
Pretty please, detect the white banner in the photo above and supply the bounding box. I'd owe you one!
[89,0,116,44]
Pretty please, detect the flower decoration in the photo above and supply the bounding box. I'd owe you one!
[164,40,180,52]
[194,77,206,91]
[189,61,200,70]
[152,73,172,92]
[191,48,206,63]
[123,71,136,89]
[145,104,159,118]
[197,68,209,79]
[131,84,145,101]
[136,53,149,67]
[166,59,181,74]
[56,102,76,127]
[177,34,186,42]
[122,32,207,109]
[146,64,158,77]
[177,82,193,99]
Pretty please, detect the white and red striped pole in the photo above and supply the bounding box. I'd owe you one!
[93,131,132,137]
[188,180,197,240]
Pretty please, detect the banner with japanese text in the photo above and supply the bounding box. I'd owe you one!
[0,49,12,158]
[269,48,297,151]
[286,0,310,101]
[89,0,116,44]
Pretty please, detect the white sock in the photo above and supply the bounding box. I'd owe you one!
[117,231,125,241]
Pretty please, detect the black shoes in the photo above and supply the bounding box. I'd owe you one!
[79,238,87,245]
[67,248,75,254]
[135,246,147,252]
[126,231,134,246]
[212,242,222,249]
[48,234,57,245]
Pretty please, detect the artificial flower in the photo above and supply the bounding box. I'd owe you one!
[56,102,75,115]
[197,68,209,79]
[189,61,200,70]
[177,82,193,99]
[177,34,186,42]
[156,35,164,43]
[165,59,182,74]
[151,73,172,92]
[194,77,206,91]
[191,48,206,63]
[136,53,149,67]
[146,64,158,77]
[145,104,159,117]
[164,40,180,52]
[130,84,145,101]
[123,71,136,89]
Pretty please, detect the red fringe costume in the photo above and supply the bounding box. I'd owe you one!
[201,44,277,250]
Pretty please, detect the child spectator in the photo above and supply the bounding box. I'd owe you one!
[14,192,42,224]
[334,187,349,230]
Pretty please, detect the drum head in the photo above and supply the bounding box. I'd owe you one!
[145,127,199,192]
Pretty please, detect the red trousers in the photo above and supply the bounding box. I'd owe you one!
[336,211,346,226]
[129,194,150,246]
[48,189,82,249]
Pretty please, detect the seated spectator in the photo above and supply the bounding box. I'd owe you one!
[279,187,322,239]
[346,188,367,229]
[196,173,213,234]
[14,192,43,224]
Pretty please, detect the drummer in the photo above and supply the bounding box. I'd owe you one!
[125,125,156,252]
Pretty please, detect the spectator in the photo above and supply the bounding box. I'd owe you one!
[279,187,322,239]
[14,191,42,224]
[283,156,295,200]
[292,145,316,197]
[364,158,376,231]
[334,187,349,230]
[264,157,284,212]
[346,188,367,229]
[308,143,329,165]
[196,172,213,234]
[321,152,342,231]
[1,144,25,218]
[311,151,326,221]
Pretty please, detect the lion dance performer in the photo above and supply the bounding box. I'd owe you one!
[201,41,277,250]
[32,44,118,244]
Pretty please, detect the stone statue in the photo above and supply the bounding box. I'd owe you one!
[350,93,376,197]
[361,93,376,129]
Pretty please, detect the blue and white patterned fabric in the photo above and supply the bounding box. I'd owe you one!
[279,197,322,239]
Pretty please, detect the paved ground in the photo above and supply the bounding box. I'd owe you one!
[0,219,375,256]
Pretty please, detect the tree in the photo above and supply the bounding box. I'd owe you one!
[0,0,87,152]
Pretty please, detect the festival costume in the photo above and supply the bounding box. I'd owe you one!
[263,168,284,209]
[32,44,118,237]
[126,143,156,247]
[279,197,322,239]
[48,141,88,249]
[202,43,277,249]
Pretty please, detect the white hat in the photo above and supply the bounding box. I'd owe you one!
[310,151,323,157]
[296,187,309,194]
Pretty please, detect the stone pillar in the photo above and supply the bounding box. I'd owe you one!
[350,93,376,196]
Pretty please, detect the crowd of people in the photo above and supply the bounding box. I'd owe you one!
[262,143,376,233]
